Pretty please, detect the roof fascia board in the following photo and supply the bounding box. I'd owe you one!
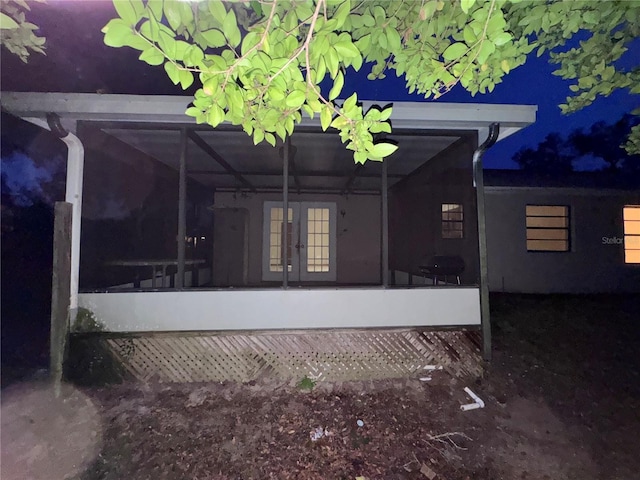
[485,185,640,196]
[2,92,536,134]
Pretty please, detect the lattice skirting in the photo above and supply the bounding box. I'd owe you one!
[67,329,483,384]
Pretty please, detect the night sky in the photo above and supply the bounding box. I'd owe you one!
[0,0,638,169]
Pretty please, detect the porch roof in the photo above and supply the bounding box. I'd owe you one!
[1,92,537,191]
[1,92,536,139]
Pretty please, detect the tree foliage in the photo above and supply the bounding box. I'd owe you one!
[513,132,574,173]
[0,0,46,62]
[514,114,640,173]
[569,114,640,171]
[102,0,640,163]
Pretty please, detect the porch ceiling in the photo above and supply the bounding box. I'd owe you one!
[103,127,461,191]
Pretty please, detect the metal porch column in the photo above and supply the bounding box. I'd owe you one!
[177,127,188,288]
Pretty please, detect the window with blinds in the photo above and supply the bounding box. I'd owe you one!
[526,205,570,252]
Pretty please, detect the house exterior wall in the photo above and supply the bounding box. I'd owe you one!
[389,137,480,284]
[213,191,382,285]
[485,187,640,293]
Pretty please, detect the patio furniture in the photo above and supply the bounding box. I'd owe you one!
[420,256,465,285]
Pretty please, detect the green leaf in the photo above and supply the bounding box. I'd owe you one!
[493,32,512,46]
[208,0,227,24]
[114,0,138,26]
[327,48,339,78]
[320,106,332,131]
[268,86,286,102]
[139,47,164,66]
[333,0,351,29]
[163,1,182,30]
[102,19,135,48]
[146,0,162,20]
[373,5,385,24]
[207,105,225,126]
[583,10,599,24]
[201,29,226,48]
[328,71,344,101]
[286,90,306,108]
[223,9,241,47]
[378,32,387,49]
[0,12,18,29]
[354,151,367,164]
[241,31,260,55]
[164,61,180,85]
[123,34,150,51]
[265,132,276,147]
[379,107,393,121]
[369,142,398,158]
[500,59,510,74]
[463,26,477,45]
[461,0,476,14]
[185,106,201,117]
[419,1,437,21]
[253,128,265,145]
[343,92,358,112]
[179,69,194,89]
[334,40,359,59]
[385,27,402,52]
[370,122,391,134]
[184,45,204,66]
[442,42,468,61]
[476,41,495,64]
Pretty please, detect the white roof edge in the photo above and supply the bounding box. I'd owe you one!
[1,91,537,132]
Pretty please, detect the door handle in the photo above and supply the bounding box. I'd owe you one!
[295,244,305,249]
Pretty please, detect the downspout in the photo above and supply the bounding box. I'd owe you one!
[45,113,85,323]
[473,123,499,362]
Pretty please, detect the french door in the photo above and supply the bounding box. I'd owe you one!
[262,201,337,282]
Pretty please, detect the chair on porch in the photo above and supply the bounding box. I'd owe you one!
[419,255,465,285]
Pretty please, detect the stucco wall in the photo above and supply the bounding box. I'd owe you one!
[485,188,640,293]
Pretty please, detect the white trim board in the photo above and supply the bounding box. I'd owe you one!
[79,287,481,332]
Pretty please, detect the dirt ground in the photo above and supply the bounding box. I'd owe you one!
[2,294,639,480]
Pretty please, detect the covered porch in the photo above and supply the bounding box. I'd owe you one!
[1,92,536,382]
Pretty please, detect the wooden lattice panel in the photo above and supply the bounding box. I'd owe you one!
[94,329,482,383]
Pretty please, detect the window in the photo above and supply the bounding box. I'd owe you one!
[307,207,330,272]
[267,206,293,273]
[526,205,570,252]
[623,205,640,264]
[442,203,464,238]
